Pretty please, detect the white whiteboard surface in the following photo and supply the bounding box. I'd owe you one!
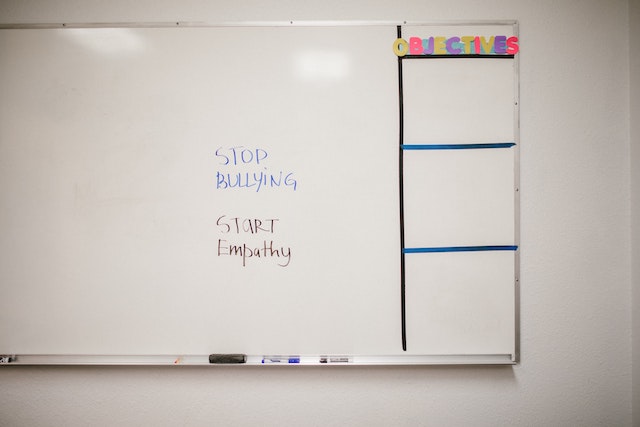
[402,58,515,145]
[405,251,515,355]
[403,148,516,248]
[0,23,518,365]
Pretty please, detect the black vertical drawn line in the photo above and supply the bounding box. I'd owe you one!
[397,25,407,352]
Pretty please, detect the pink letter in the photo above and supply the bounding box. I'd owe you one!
[409,37,423,55]
[474,37,481,54]
[506,36,519,55]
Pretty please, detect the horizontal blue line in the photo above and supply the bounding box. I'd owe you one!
[403,245,518,254]
[402,143,515,150]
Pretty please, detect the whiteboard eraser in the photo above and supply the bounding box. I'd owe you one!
[209,354,247,364]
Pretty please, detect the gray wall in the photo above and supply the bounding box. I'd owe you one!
[0,1,635,425]
[631,0,639,424]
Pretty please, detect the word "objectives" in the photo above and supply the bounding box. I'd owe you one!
[393,35,519,57]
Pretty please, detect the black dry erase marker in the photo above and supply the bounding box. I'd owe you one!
[208,354,247,364]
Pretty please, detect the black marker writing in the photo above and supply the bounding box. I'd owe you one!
[217,239,292,267]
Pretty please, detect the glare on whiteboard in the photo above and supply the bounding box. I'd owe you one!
[62,28,145,55]
[293,51,350,81]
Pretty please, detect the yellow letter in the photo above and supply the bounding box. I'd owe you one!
[434,36,446,54]
[460,36,474,54]
[392,38,409,57]
[480,36,495,54]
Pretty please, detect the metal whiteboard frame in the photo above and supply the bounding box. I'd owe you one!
[0,20,520,366]
[1,354,515,366]
[0,19,519,29]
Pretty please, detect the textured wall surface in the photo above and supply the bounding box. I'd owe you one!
[0,1,634,425]
[631,0,640,424]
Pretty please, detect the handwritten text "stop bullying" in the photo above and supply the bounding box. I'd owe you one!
[215,146,297,192]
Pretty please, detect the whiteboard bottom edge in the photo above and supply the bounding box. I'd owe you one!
[1,354,516,366]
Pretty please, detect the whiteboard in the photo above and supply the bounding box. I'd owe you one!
[0,23,519,365]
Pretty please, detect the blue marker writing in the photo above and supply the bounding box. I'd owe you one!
[262,356,300,364]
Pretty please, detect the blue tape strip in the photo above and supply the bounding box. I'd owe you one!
[403,245,518,254]
[402,143,515,150]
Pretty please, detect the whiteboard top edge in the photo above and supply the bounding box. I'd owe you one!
[0,20,518,30]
